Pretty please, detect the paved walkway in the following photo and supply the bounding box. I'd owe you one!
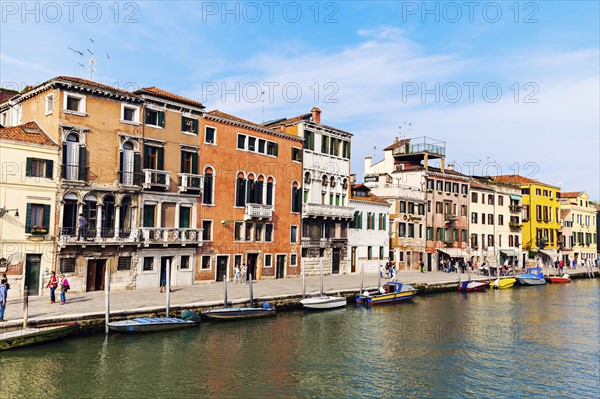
[1,268,597,329]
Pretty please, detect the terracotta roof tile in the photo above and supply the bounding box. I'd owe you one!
[264,113,312,127]
[55,76,134,96]
[135,87,204,108]
[350,184,391,205]
[383,139,411,151]
[493,175,559,189]
[559,191,581,199]
[560,209,571,219]
[470,180,493,190]
[0,121,57,147]
[206,110,299,140]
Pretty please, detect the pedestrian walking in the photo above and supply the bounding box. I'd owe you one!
[160,270,167,293]
[77,213,87,241]
[0,278,7,322]
[46,271,58,303]
[1,273,9,297]
[420,260,425,273]
[379,264,384,279]
[233,265,241,284]
[59,274,70,304]
[241,263,248,284]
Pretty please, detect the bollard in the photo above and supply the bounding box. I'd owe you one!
[22,287,28,329]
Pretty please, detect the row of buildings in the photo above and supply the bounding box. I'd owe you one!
[0,76,598,296]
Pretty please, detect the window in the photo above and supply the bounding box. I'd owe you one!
[118,256,132,271]
[180,256,190,270]
[535,188,541,196]
[290,225,298,243]
[471,212,478,223]
[498,215,504,225]
[60,258,76,273]
[46,94,54,114]
[25,203,50,234]
[488,214,494,225]
[418,204,425,215]
[143,257,154,271]
[462,229,468,242]
[522,188,530,195]
[321,135,329,154]
[399,222,406,237]
[379,246,384,260]
[461,184,468,194]
[368,246,373,260]
[203,168,214,205]
[498,195,504,206]
[304,130,315,150]
[290,254,298,267]
[237,134,246,149]
[248,137,256,151]
[265,224,273,241]
[452,183,459,193]
[487,235,494,247]
[201,255,211,270]
[181,116,198,134]
[233,222,243,241]
[255,223,264,241]
[245,222,253,241]
[408,223,414,238]
[427,179,435,190]
[407,202,414,214]
[202,220,212,241]
[436,228,443,241]
[292,147,302,162]
[180,150,199,175]
[62,132,86,181]
[426,227,433,240]
[461,205,467,216]
[481,213,486,225]
[472,191,480,202]
[143,145,164,170]
[122,104,140,124]
[436,181,443,191]
[179,206,191,228]
[145,108,165,127]
[445,182,451,192]
[342,141,350,159]
[266,141,278,156]
[143,204,156,227]
[26,158,53,178]
[436,202,443,214]
[64,93,86,114]
[264,254,272,268]
[488,195,494,205]
[291,184,302,213]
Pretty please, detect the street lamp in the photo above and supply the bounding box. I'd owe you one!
[0,208,19,217]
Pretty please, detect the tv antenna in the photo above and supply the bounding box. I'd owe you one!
[398,122,412,140]
[261,90,265,123]
[86,38,96,80]
[68,46,84,77]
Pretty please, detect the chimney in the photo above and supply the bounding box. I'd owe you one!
[447,163,455,171]
[311,107,321,124]
[350,174,357,184]
[364,156,372,171]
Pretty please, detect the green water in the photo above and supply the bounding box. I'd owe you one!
[1,280,599,399]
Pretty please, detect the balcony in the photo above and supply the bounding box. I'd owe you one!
[59,227,140,245]
[509,205,522,213]
[391,136,445,160]
[178,173,203,193]
[445,213,458,223]
[303,203,355,220]
[300,238,328,248]
[509,222,522,231]
[140,228,202,245]
[143,169,170,189]
[244,203,273,220]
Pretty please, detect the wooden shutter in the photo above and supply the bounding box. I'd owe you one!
[158,111,165,128]
[61,143,67,178]
[134,153,142,185]
[78,146,87,181]
[192,152,199,174]
[45,160,53,179]
[25,203,32,233]
[157,147,164,170]
[143,145,150,169]
[25,158,33,176]
[43,205,50,229]
[119,151,124,183]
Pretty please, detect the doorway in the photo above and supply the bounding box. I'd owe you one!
[427,253,432,272]
[351,247,357,273]
[276,255,286,279]
[332,248,340,274]
[216,256,228,281]
[247,253,258,280]
[86,259,106,292]
[25,254,41,295]
[160,257,173,288]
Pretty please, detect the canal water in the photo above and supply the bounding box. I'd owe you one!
[1,280,598,399]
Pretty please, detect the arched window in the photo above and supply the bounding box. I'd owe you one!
[120,141,140,186]
[235,171,246,207]
[266,177,275,206]
[120,196,133,237]
[291,181,302,213]
[63,132,86,181]
[102,195,116,237]
[246,174,256,204]
[203,167,214,205]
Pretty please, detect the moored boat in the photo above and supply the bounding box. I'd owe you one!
[458,281,488,292]
[356,282,417,305]
[0,322,78,350]
[204,303,276,320]
[300,295,347,310]
[108,317,196,333]
[490,277,517,289]
[516,267,546,286]
[549,274,572,284]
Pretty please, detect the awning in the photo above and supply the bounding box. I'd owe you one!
[500,249,518,257]
[510,195,522,201]
[438,248,469,258]
[539,249,558,260]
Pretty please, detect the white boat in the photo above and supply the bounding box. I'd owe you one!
[516,267,546,286]
[300,295,347,310]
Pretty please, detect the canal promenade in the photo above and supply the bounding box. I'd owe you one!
[1,268,598,330]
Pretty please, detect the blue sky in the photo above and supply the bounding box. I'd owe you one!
[1,1,599,199]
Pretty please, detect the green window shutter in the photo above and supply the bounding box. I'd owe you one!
[119,152,124,183]
[193,119,199,134]
[192,153,199,174]
[43,205,50,229]
[158,111,165,128]
[180,151,185,173]
[25,203,32,233]
[45,160,53,179]
[181,117,186,132]
[134,153,142,185]
[157,147,164,170]
[26,158,33,176]
[143,145,149,169]
[78,147,87,181]
[145,109,151,124]
[61,144,67,178]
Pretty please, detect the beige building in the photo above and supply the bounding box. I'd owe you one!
[0,122,59,296]
[559,191,597,265]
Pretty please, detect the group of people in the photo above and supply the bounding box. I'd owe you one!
[380,262,398,281]
[440,258,471,273]
[232,263,248,284]
[46,271,70,304]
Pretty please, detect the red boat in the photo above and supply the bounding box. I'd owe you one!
[458,281,488,292]
[549,274,572,284]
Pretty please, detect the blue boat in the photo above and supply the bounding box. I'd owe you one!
[516,267,546,286]
[356,282,417,306]
[108,317,197,333]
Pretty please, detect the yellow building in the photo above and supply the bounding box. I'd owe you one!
[559,191,597,265]
[494,175,561,264]
[0,122,59,297]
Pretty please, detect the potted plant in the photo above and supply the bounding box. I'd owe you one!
[30,225,48,235]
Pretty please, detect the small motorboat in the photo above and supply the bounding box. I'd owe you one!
[458,281,488,292]
[0,323,78,351]
[549,274,572,284]
[490,277,517,289]
[516,267,546,286]
[356,282,417,306]
[204,302,276,321]
[108,317,196,333]
[300,295,347,310]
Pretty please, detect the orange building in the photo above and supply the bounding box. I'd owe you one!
[197,110,303,282]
